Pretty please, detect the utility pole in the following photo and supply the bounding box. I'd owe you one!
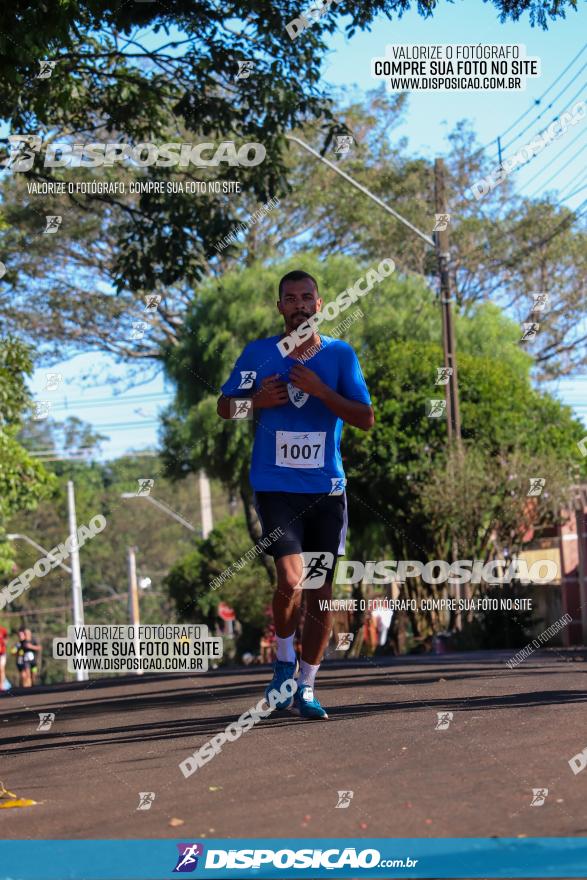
[67,481,87,682]
[434,158,462,446]
[434,160,464,631]
[286,136,461,447]
[127,546,143,676]
[199,470,214,539]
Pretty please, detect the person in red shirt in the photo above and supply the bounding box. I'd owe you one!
[0,624,8,692]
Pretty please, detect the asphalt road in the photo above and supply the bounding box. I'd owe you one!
[1,649,586,844]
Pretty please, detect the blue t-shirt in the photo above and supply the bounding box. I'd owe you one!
[221,335,371,493]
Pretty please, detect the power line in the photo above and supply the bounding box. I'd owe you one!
[24,446,96,454]
[562,182,587,201]
[40,391,170,409]
[556,166,587,199]
[502,70,587,153]
[459,180,587,267]
[489,198,587,272]
[40,419,161,430]
[528,142,587,199]
[473,84,587,188]
[519,129,587,193]
[28,450,158,461]
[484,44,587,150]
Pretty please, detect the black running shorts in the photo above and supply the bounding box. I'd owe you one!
[254,491,347,569]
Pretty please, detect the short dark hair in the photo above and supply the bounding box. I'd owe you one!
[278,270,318,300]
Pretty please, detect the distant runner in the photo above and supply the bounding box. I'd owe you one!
[217,270,374,719]
[11,627,40,688]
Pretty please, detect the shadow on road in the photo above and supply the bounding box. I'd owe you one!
[1,658,585,757]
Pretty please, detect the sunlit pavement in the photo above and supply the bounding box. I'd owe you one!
[1,649,586,840]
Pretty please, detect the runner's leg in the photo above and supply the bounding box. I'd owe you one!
[255,492,305,708]
[294,494,345,720]
[301,579,333,665]
[273,554,304,646]
[256,492,305,663]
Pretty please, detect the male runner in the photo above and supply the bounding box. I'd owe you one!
[217,270,373,719]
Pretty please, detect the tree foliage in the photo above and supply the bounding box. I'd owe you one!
[165,515,273,654]
[1,415,233,681]
[344,338,585,559]
[0,0,583,374]
[0,337,55,575]
[160,254,586,633]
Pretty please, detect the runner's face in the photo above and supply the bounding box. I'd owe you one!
[278,279,322,334]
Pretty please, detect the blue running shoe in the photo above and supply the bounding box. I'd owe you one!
[293,684,329,720]
[264,660,297,710]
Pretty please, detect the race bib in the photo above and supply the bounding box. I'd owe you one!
[276,431,326,468]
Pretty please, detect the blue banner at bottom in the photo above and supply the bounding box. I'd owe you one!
[1,838,587,879]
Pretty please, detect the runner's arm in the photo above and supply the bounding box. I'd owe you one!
[217,375,288,419]
[315,386,374,430]
[289,364,374,430]
[216,395,235,419]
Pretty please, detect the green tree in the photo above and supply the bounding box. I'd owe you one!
[165,516,274,657]
[0,336,55,576]
[0,18,587,376]
[160,254,586,641]
[342,338,586,637]
[4,415,233,682]
[159,251,538,535]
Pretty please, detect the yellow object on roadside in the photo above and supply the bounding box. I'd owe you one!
[0,781,37,808]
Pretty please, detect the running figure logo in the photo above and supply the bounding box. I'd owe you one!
[298,551,334,589]
[427,399,446,418]
[136,791,155,810]
[334,136,354,154]
[3,135,42,171]
[530,788,548,806]
[435,367,453,386]
[238,371,256,390]
[44,215,62,234]
[235,60,255,81]
[532,293,549,311]
[521,322,540,341]
[433,213,451,231]
[37,712,55,731]
[37,60,57,79]
[435,711,453,730]
[230,399,253,420]
[144,294,161,312]
[527,478,546,497]
[329,477,346,496]
[336,633,354,651]
[335,790,354,808]
[130,320,148,340]
[173,843,204,872]
[43,372,63,391]
[136,479,154,496]
[32,401,52,421]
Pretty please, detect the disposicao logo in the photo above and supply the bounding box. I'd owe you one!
[173,843,205,872]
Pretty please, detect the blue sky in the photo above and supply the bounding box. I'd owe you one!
[26,3,587,458]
